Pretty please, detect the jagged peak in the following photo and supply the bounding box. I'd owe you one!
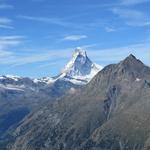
[62,47,89,74]
[129,54,136,58]
[59,47,101,84]
[115,54,146,78]
[73,47,87,58]
[121,54,143,66]
[125,54,137,61]
[62,47,90,74]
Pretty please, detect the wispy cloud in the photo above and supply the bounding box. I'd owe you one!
[0,35,72,67]
[38,62,58,68]
[120,0,150,6]
[0,48,71,66]
[112,8,150,27]
[87,42,150,66]
[32,0,46,2]
[63,35,87,41]
[17,15,75,28]
[1,39,150,72]
[0,18,12,24]
[0,17,13,29]
[0,36,24,46]
[79,44,98,49]
[1,40,150,70]
[0,49,13,57]
[0,4,14,9]
[17,15,95,30]
[0,35,25,61]
[0,24,13,29]
[0,36,24,40]
[105,27,116,32]
[0,35,72,66]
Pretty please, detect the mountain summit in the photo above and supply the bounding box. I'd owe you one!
[121,54,143,65]
[59,47,102,84]
[117,54,147,78]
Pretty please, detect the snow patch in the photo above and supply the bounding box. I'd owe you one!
[68,87,76,94]
[0,84,25,91]
[5,75,21,81]
[136,78,141,82]
[33,77,55,84]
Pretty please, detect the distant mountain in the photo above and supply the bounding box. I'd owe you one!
[0,48,101,149]
[36,47,102,96]
[58,47,102,85]
[34,47,102,85]
[9,54,150,150]
[0,48,101,98]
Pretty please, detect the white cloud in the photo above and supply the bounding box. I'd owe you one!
[79,44,98,49]
[37,62,58,68]
[32,0,46,2]
[0,36,24,46]
[63,35,87,41]
[0,35,25,63]
[17,15,74,28]
[0,24,13,29]
[120,0,150,6]
[112,8,150,27]
[0,49,70,66]
[17,15,90,30]
[0,17,12,24]
[105,27,116,32]
[0,35,72,66]
[0,17,13,29]
[112,8,143,19]
[0,40,149,66]
[0,4,14,9]
[87,42,150,66]
[0,49,13,57]
[0,40,150,71]
[0,36,24,40]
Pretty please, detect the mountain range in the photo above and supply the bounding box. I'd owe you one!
[1,49,150,150]
[0,48,101,149]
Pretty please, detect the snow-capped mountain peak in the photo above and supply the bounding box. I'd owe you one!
[59,47,103,84]
[73,47,87,58]
[62,47,87,74]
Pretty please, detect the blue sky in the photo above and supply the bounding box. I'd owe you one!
[0,0,150,77]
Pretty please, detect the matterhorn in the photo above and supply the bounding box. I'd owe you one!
[58,47,102,85]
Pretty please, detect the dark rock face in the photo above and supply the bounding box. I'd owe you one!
[42,79,81,97]
[7,55,150,150]
[0,108,29,135]
[0,77,81,149]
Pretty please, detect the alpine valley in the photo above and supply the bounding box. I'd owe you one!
[1,48,150,150]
